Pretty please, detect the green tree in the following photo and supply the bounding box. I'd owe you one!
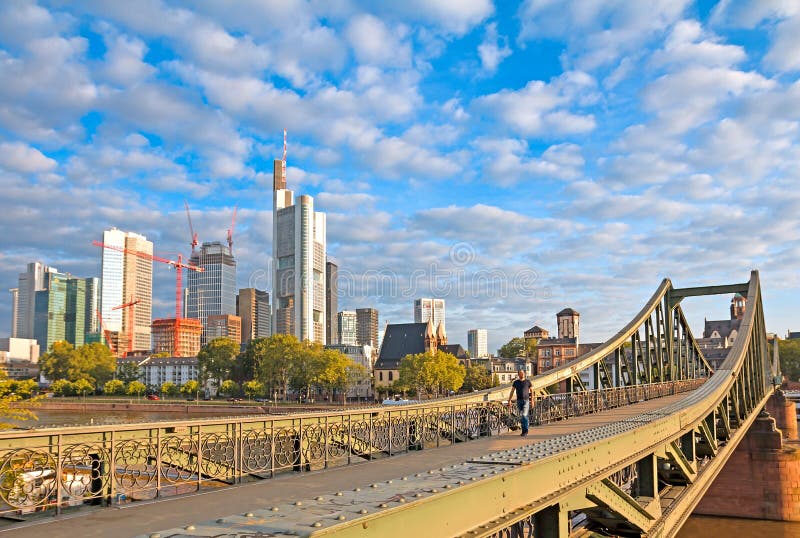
[74,378,94,396]
[250,334,303,401]
[161,381,180,397]
[289,341,325,399]
[126,380,146,397]
[462,365,494,391]
[197,337,239,387]
[243,380,265,399]
[104,379,126,395]
[219,380,240,397]
[316,349,352,402]
[0,373,37,428]
[779,339,800,381]
[117,362,141,384]
[180,380,200,396]
[398,350,466,398]
[152,351,171,358]
[50,379,76,396]
[498,337,536,359]
[39,341,77,382]
[78,343,117,387]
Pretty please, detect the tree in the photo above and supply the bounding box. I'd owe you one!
[197,337,239,387]
[78,343,116,387]
[152,351,171,358]
[498,337,536,359]
[180,380,200,396]
[289,341,325,399]
[39,341,77,382]
[250,334,303,400]
[345,362,369,401]
[161,381,180,397]
[117,361,141,383]
[126,380,146,397]
[74,378,94,396]
[316,349,352,402]
[243,380,265,399]
[104,379,126,395]
[50,379,76,397]
[0,373,37,429]
[39,342,117,389]
[779,339,800,381]
[398,350,466,398]
[462,365,495,392]
[219,380,240,397]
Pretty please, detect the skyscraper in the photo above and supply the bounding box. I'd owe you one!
[467,329,488,358]
[326,260,338,345]
[33,271,86,351]
[15,262,56,340]
[8,288,18,338]
[272,138,327,343]
[237,288,271,343]
[187,241,237,344]
[356,308,379,348]
[206,314,242,344]
[100,229,153,352]
[84,277,100,336]
[337,311,357,346]
[414,298,446,333]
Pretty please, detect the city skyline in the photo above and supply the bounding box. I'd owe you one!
[2,2,800,354]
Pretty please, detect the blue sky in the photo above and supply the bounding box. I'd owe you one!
[2,0,800,352]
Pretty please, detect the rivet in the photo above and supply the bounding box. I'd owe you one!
[295,501,303,506]
[415,493,423,497]
[360,509,368,514]
[336,491,343,496]
[149,534,161,538]
[244,512,254,517]
[271,506,279,511]
[216,519,226,523]
[379,503,388,508]
[370,483,378,488]
[402,476,408,481]
[431,488,439,493]
[444,484,452,489]
[387,480,393,484]
[316,496,324,501]
[338,515,346,520]
[354,487,361,492]
[185,526,196,531]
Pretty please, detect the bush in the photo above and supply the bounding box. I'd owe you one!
[126,380,147,396]
[50,379,76,397]
[103,379,126,395]
[161,382,180,397]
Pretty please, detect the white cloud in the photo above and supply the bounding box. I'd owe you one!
[379,0,494,36]
[478,22,511,74]
[478,138,584,185]
[651,20,746,68]
[99,31,156,86]
[0,142,57,174]
[345,14,411,67]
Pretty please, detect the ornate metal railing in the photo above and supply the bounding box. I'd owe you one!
[0,379,702,518]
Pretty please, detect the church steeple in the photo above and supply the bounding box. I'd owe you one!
[730,293,746,320]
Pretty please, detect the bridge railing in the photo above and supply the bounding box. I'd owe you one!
[0,379,701,518]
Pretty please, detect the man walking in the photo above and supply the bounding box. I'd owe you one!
[507,369,533,436]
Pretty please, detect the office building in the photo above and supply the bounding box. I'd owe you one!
[413,298,446,334]
[84,277,100,335]
[326,260,338,345]
[237,288,271,343]
[33,271,87,350]
[151,318,203,357]
[206,314,242,344]
[272,142,327,343]
[8,288,18,338]
[467,329,488,358]
[15,262,57,340]
[0,337,40,380]
[187,241,237,344]
[337,311,357,346]
[356,308,379,348]
[100,228,153,352]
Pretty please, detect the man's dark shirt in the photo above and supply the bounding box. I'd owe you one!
[512,378,532,401]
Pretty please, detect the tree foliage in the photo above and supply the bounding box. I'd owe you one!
[126,380,147,396]
[497,337,536,359]
[104,379,125,395]
[243,380,265,399]
[180,380,200,396]
[197,337,240,385]
[462,365,496,391]
[248,334,302,400]
[398,350,466,398]
[161,381,180,397]
[39,341,116,388]
[219,380,240,396]
[779,339,800,382]
[0,373,37,429]
[117,361,141,384]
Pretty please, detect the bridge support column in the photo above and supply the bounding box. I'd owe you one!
[533,504,569,538]
[695,392,800,521]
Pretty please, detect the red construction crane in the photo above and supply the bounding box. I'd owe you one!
[96,309,116,356]
[184,200,199,254]
[92,241,204,354]
[226,205,237,255]
[112,297,140,356]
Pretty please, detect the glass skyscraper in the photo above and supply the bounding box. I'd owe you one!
[33,271,87,351]
[187,241,237,344]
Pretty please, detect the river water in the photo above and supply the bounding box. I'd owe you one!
[14,408,246,428]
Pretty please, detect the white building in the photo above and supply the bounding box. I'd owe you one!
[414,298,445,333]
[467,329,488,358]
[272,138,327,343]
[100,228,153,351]
[0,338,40,380]
[337,311,357,346]
[119,355,199,389]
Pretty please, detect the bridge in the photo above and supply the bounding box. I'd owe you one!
[0,271,778,537]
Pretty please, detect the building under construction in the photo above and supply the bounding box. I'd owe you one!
[151,318,203,357]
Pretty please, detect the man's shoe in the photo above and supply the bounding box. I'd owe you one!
[521,431,528,437]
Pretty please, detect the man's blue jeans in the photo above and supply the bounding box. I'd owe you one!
[516,399,530,433]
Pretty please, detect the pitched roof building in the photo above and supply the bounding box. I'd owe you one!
[374,320,447,389]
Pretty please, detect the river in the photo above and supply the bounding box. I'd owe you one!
[13,407,244,428]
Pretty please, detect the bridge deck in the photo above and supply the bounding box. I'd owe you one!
[1,391,694,538]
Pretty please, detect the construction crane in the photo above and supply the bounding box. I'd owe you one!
[184,200,199,254]
[226,205,237,255]
[112,297,140,357]
[92,241,204,354]
[96,309,116,356]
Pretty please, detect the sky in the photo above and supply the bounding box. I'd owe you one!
[1,0,800,353]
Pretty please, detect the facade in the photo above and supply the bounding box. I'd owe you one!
[532,308,590,374]
[356,308,379,349]
[467,329,488,358]
[15,262,56,340]
[326,261,338,345]
[206,314,242,344]
[84,277,100,335]
[273,151,327,343]
[326,343,374,399]
[337,311,357,346]
[8,288,18,338]
[0,338,40,380]
[698,294,747,369]
[151,318,203,357]
[118,355,199,389]
[187,241,237,344]
[413,298,445,333]
[237,288,271,343]
[374,320,447,389]
[489,358,534,384]
[33,271,87,351]
[524,325,550,342]
[100,229,153,352]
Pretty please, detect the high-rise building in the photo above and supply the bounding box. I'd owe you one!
[15,262,56,340]
[187,241,237,344]
[337,311,357,346]
[152,318,203,357]
[100,229,153,352]
[467,329,488,358]
[326,260,338,345]
[272,143,327,343]
[356,308,379,348]
[237,288,271,343]
[413,298,446,333]
[8,288,18,338]
[84,277,100,336]
[33,271,87,351]
[206,314,242,344]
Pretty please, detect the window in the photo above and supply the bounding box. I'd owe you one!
[389,371,394,381]
[379,371,383,381]
[555,349,561,356]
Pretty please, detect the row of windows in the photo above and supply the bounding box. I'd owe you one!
[378,371,394,381]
